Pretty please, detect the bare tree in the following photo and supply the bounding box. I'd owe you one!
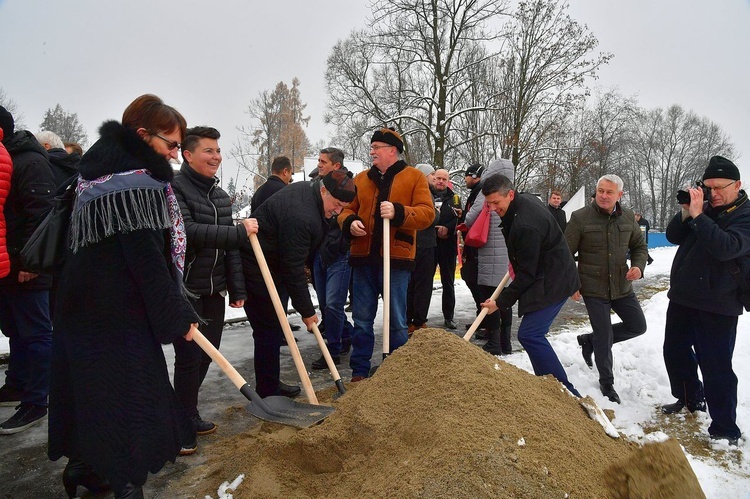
[325,0,511,168]
[0,87,26,132]
[232,78,311,189]
[497,0,612,184]
[627,105,735,228]
[39,103,88,146]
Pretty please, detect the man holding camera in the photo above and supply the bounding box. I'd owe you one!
[662,156,750,446]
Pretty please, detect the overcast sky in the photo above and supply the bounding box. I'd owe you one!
[1,0,748,190]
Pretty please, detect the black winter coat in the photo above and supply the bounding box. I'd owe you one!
[548,204,567,232]
[433,186,459,250]
[0,131,56,290]
[497,193,580,316]
[172,163,247,300]
[48,121,199,491]
[47,147,81,188]
[241,180,327,318]
[667,191,750,316]
[251,175,287,213]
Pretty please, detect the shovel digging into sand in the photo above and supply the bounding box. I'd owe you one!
[249,233,320,405]
[191,327,334,428]
[310,323,346,396]
[369,218,390,376]
[463,271,511,341]
[579,396,619,439]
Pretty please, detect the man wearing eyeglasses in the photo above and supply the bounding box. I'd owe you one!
[337,128,434,382]
[662,156,750,446]
[565,174,648,404]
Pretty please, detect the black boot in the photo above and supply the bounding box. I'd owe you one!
[114,482,145,499]
[62,458,111,498]
[500,325,512,355]
[482,329,503,355]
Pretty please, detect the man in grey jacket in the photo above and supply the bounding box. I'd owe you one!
[565,174,648,404]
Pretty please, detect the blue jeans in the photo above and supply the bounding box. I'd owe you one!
[349,265,410,378]
[313,252,353,356]
[517,299,580,397]
[0,288,53,406]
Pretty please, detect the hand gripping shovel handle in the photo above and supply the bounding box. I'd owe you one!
[249,233,319,405]
[310,323,346,395]
[382,217,390,358]
[463,271,511,341]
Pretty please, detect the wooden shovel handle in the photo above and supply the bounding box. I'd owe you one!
[191,326,246,390]
[310,323,346,394]
[249,233,319,405]
[463,271,511,341]
[382,217,390,357]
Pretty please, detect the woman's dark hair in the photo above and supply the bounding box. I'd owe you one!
[122,94,187,140]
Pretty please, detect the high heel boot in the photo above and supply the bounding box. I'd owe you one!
[500,325,512,354]
[62,458,111,498]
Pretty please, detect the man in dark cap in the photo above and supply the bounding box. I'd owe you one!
[661,155,749,446]
[240,170,356,398]
[337,128,434,381]
[0,105,57,434]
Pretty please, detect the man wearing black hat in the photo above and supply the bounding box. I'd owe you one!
[661,155,750,446]
[338,127,434,381]
[0,105,57,434]
[240,170,356,398]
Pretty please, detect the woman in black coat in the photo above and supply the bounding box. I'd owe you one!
[48,94,199,499]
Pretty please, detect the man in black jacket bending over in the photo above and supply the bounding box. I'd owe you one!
[241,171,356,398]
[480,174,581,398]
[172,126,257,449]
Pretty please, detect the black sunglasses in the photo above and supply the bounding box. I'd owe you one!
[151,131,181,151]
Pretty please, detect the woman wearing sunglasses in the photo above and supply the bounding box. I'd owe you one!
[47,94,199,499]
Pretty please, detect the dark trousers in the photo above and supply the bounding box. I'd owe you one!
[433,240,456,321]
[407,246,435,326]
[460,254,482,316]
[173,293,226,417]
[664,302,740,439]
[244,283,284,398]
[0,287,53,406]
[582,292,646,386]
[477,284,512,330]
[517,299,580,397]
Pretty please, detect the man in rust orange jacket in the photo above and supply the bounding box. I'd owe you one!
[338,127,434,381]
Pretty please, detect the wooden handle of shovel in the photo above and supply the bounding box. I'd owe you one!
[310,323,346,395]
[249,233,319,405]
[463,271,511,341]
[382,217,390,358]
[191,326,246,390]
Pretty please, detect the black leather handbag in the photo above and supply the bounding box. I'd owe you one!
[20,177,77,273]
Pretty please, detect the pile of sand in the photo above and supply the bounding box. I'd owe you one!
[182,329,703,498]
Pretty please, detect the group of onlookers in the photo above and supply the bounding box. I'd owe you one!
[0,93,746,498]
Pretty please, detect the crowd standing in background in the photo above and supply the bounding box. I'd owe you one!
[0,92,746,498]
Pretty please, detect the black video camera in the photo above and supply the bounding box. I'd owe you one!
[676,181,711,205]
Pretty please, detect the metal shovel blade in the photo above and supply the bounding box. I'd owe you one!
[240,385,334,429]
